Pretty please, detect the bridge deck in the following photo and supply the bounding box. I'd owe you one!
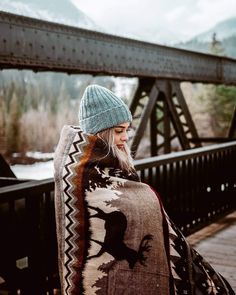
[187,211,236,291]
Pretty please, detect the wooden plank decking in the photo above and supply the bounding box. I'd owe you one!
[187,211,236,292]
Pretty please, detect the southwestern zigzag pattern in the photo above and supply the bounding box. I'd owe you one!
[54,125,235,295]
[62,128,89,294]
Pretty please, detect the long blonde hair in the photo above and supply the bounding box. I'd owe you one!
[96,128,134,172]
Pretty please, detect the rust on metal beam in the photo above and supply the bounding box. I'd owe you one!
[1,12,236,85]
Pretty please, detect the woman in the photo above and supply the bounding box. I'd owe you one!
[54,85,234,295]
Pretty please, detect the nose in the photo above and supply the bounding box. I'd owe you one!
[121,132,128,142]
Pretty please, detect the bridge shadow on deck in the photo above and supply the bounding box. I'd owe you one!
[187,210,236,291]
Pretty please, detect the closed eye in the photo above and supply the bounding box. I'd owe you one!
[114,129,124,134]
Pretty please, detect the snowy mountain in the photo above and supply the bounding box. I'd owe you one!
[192,17,236,43]
[0,0,97,30]
[0,0,178,44]
[174,17,236,59]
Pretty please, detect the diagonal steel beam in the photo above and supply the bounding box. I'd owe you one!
[228,106,236,138]
[171,81,201,147]
[0,12,236,85]
[130,80,159,154]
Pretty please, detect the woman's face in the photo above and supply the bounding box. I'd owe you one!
[113,122,130,149]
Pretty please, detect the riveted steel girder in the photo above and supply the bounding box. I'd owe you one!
[1,11,236,85]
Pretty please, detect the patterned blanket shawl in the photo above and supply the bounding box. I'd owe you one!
[54,125,234,295]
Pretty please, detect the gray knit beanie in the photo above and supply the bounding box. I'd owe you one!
[79,85,132,134]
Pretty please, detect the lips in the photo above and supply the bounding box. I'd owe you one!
[117,144,124,149]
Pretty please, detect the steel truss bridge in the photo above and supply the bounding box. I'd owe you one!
[0,11,235,294]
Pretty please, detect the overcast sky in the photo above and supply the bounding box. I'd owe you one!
[71,0,236,44]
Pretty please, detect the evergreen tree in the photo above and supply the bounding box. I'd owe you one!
[210,32,224,56]
[205,33,236,136]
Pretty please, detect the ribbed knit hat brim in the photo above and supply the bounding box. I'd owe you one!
[79,85,132,134]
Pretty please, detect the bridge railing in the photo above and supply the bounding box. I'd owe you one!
[0,179,57,294]
[135,141,236,234]
[0,141,235,293]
